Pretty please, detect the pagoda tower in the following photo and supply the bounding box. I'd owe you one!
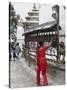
[23,3,39,31]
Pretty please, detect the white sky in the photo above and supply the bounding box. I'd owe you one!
[12,2,65,31]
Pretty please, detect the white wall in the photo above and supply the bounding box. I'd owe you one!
[17,26,24,49]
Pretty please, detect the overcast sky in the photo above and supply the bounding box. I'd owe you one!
[12,2,65,31]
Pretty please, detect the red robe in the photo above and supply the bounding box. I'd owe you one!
[36,45,49,71]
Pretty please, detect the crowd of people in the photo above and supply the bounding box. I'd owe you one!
[9,42,21,61]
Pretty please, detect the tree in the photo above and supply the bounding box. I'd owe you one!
[9,2,20,42]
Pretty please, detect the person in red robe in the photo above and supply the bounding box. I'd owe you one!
[36,41,51,86]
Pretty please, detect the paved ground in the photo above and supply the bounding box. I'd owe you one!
[10,55,63,88]
[10,57,37,88]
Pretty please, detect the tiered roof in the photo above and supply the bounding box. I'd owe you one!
[23,3,39,29]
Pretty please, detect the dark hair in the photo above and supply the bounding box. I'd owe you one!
[51,40,57,47]
[16,43,19,45]
[39,41,44,46]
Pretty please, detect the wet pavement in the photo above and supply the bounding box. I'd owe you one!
[10,56,64,88]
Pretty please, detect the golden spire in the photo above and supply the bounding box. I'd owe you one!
[32,3,37,11]
[33,3,36,9]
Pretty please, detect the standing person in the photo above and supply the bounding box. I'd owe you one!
[12,43,17,61]
[36,41,51,86]
[16,43,21,59]
[9,42,12,61]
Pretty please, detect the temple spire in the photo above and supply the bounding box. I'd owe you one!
[23,3,39,30]
[32,3,37,11]
[33,3,36,9]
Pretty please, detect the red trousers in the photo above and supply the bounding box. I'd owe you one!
[36,66,48,86]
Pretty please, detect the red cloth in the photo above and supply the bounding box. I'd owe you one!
[36,45,49,86]
[36,45,49,71]
[36,66,48,86]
